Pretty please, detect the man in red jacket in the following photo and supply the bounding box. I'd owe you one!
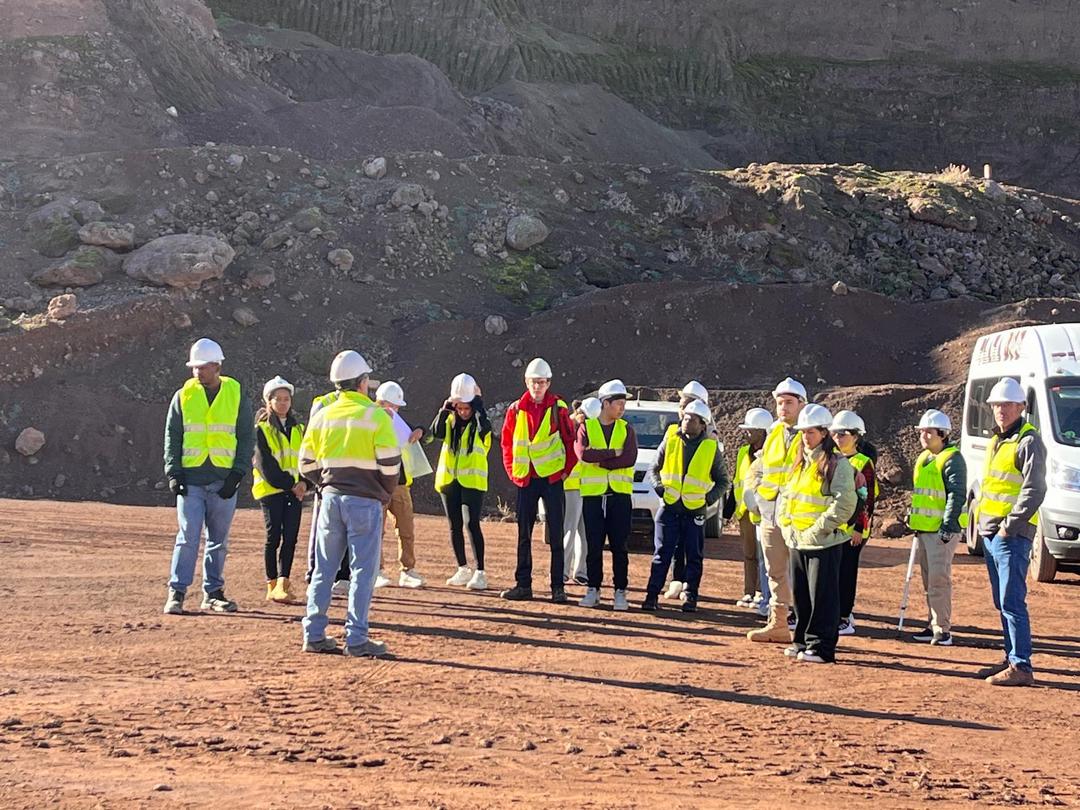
[500,357,577,603]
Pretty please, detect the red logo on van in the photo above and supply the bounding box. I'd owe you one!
[975,329,1027,364]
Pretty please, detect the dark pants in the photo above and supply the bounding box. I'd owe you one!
[583,493,631,590]
[261,492,302,580]
[838,539,866,619]
[515,477,565,590]
[647,506,705,598]
[790,544,844,661]
[440,481,486,570]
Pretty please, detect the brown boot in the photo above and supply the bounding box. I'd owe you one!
[270,577,290,603]
[986,664,1034,687]
[975,659,1009,679]
[265,580,275,601]
[747,610,792,643]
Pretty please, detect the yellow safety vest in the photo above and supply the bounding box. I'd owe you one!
[660,432,718,510]
[252,421,304,499]
[564,460,583,491]
[577,418,633,496]
[910,446,969,532]
[299,391,397,475]
[783,453,852,536]
[180,376,241,469]
[978,422,1039,527]
[511,400,568,479]
[848,452,881,499]
[733,444,760,525]
[311,390,341,415]
[757,421,799,502]
[435,420,491,493]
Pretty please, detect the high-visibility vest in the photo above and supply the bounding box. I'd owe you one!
[435,420,491,493]
[180,376,241,469]
[252,421,304,499]
[783,453,852,536]
[733,444,760,525]
[311,390,341,416]
[564,460,583,491]
[910,446,969,532]
[978,422,1039,527]
[848,452,881,499]
[660,432,718,510]
[511,400,568,479]
[577,418,633,496]
[757,421,799,502]
[300,391,396,474]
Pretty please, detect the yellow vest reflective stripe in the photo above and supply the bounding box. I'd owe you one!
[252,422,304,499]
[979,422,1039,527]
[302,391,395,470]
[578,418,633,496]
[734,444,759,524]
[848,452,881,499]
[511,400,567,479]
[435,420,491,492]
[909,446,969,532]
[564,460,583,491]
[660,432,718,510]
[758,422,798,501]
[180,376,241,469]
[785,454,852,535]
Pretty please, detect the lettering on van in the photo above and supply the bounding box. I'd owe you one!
[974,329,1027,365]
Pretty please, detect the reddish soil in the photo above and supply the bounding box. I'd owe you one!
[2,500,1078,808]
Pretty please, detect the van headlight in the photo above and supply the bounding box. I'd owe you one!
[1049,458,1080,492]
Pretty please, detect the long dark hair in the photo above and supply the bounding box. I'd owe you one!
[448,400,480,454]
[792,429,838,482]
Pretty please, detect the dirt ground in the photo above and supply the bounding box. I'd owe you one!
[1,500,1078,809]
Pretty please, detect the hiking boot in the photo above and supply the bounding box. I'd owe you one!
[664,580,684,600]
[200,590,237,613]
[641,595,658,611]
[270,577,293,603]
[343,639,391,658]
[398,569,424,589]
[681,595,698,613]
[465,570,488,590]
[163,588,185,615]
[613,589,629,612]
[931,631,953,647]
[910,627,934,643]
[551,587,568,604]
[578,587,600,608]
[446,566,473,587]
[975,659,1010,679]
[987,664,1034,687]
[265,579,276,601]
[748,616,791,643]
[838,618,855,636]
[501,585,533,601]
[278,577,301,604]
[302,637,339,654]
[373,572,391,589]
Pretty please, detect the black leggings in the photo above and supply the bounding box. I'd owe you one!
[261,492,302,579]
[440,481,486,570]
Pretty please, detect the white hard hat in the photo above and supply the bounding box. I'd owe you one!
[580,397,602,420]
[739,407,773,431]
[683,399,712,423]
[329,350,372,383]
[795,403,833,430]
[987,377,1026,405]
[375,381,406,407]
[772,376,807,401]
[186,337,224,368]
[525,357,553,379]
[262,375,294,401]
[450,373,477,403]
[681,380,709,404]
[917,409,952,432]
[598,379,628,400]
[829,409,866,434]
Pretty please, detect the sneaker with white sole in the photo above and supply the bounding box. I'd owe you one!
[200,590,237,612]
[783,644,802,658]
[579,587,601,608]
[332,579,350,595]
[373,573,391,589]
[931,631,953,646]
[446,566,473,586]
[838,618,855,636]
[343,639,390,658]
[664,580,683,599]
[911,627,934,643]
[163,588,185,615]
[613,589,629,611]
[797,650,828,664]
[398,569,424,589]
[735,593,755,608]
[846,613,857,629]
[302,637,339,654]
[465,569,488,590]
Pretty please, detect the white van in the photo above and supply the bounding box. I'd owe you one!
[961,323,1080,581]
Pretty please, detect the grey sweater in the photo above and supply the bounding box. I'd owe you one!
[977,420,1047,541]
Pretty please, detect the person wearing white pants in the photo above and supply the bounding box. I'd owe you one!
[563,397,600,584]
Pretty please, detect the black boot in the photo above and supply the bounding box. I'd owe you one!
[501,585,533,601]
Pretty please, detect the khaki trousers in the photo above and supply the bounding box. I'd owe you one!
[916,531,958,633]
[383,486,416,572]
[760,518,792,613]
[738,514,759,596]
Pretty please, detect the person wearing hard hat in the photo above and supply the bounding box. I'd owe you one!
[733,408,772,609]
[500,357,577,603]
[747,377,806,642]
[907,408,967,648]
[374,382,427,590]
[563,398,601,586]
[575,381,638,611]
[643,398,727,613]
[253,376,308,605]
[779,404,857,663]
[299,349,400,657]
[829,410,878,637]
[432,373,492,591]
[975,378,1046,687]
[163,338,255,615]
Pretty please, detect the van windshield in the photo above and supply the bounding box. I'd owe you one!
[1048,382,1080,446]
[623,410,680,450]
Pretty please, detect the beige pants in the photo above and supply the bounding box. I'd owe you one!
[759,518,792,613]
[738,514,759,596]
[916,531,958,633]
[383,486,416,572]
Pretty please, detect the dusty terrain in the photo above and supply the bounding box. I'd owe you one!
[1,500,1078,808]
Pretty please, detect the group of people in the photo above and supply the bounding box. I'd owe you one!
[160,338,1045,685]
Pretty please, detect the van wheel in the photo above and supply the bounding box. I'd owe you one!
[965,506,984,556]
[1031,528,1057,583]
[705,511,722,539]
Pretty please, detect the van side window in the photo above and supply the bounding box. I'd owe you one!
[966,378,996,438]
[1026,389,1039,430]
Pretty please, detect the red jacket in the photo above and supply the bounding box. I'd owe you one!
[501,391,578,487]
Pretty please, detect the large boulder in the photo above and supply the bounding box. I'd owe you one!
[908,196,978,232]
[25,199,82,258]
[123,234,235,289]
[47,293,77,320]
[32,247,115,287]
[78,221,135,250]
[506,214,550,251]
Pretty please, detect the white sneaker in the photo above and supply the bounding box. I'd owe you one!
[679,587,689,603]
[579,587,600,608]
[399,569,424,589]
[466,570,488,590]
[783,644,801,658]
[797,651,828,664]
[838,618,855,636]
[847,613,857,628]
[613,589,629,611]
[374,573,391,589]
[331,579,350,595]
[446,566,473,586]
[664,580,683,599]
[736,593,755,608]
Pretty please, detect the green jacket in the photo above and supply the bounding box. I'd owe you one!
[780,447,857,551]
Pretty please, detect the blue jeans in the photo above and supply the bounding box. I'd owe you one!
[983,534,1034,670]
[169,480,237,595]
[303,492,384,647]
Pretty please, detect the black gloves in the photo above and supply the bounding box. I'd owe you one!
[168,476,187,498]
[218,471,243,500]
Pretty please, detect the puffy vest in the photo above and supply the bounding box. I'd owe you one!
[910,446,969,532]
[577,418,633,496]
[511,400,568,479]
[783,453,852,536]
[301,391,393,471]
[979,422,1039,527]
[660,432,718,511]
[757,421,799,502]
[180,376,241,469]
[848,452,881,499]
[435,420,491,493]
[252,420,304,499]
[733,444,759,525]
